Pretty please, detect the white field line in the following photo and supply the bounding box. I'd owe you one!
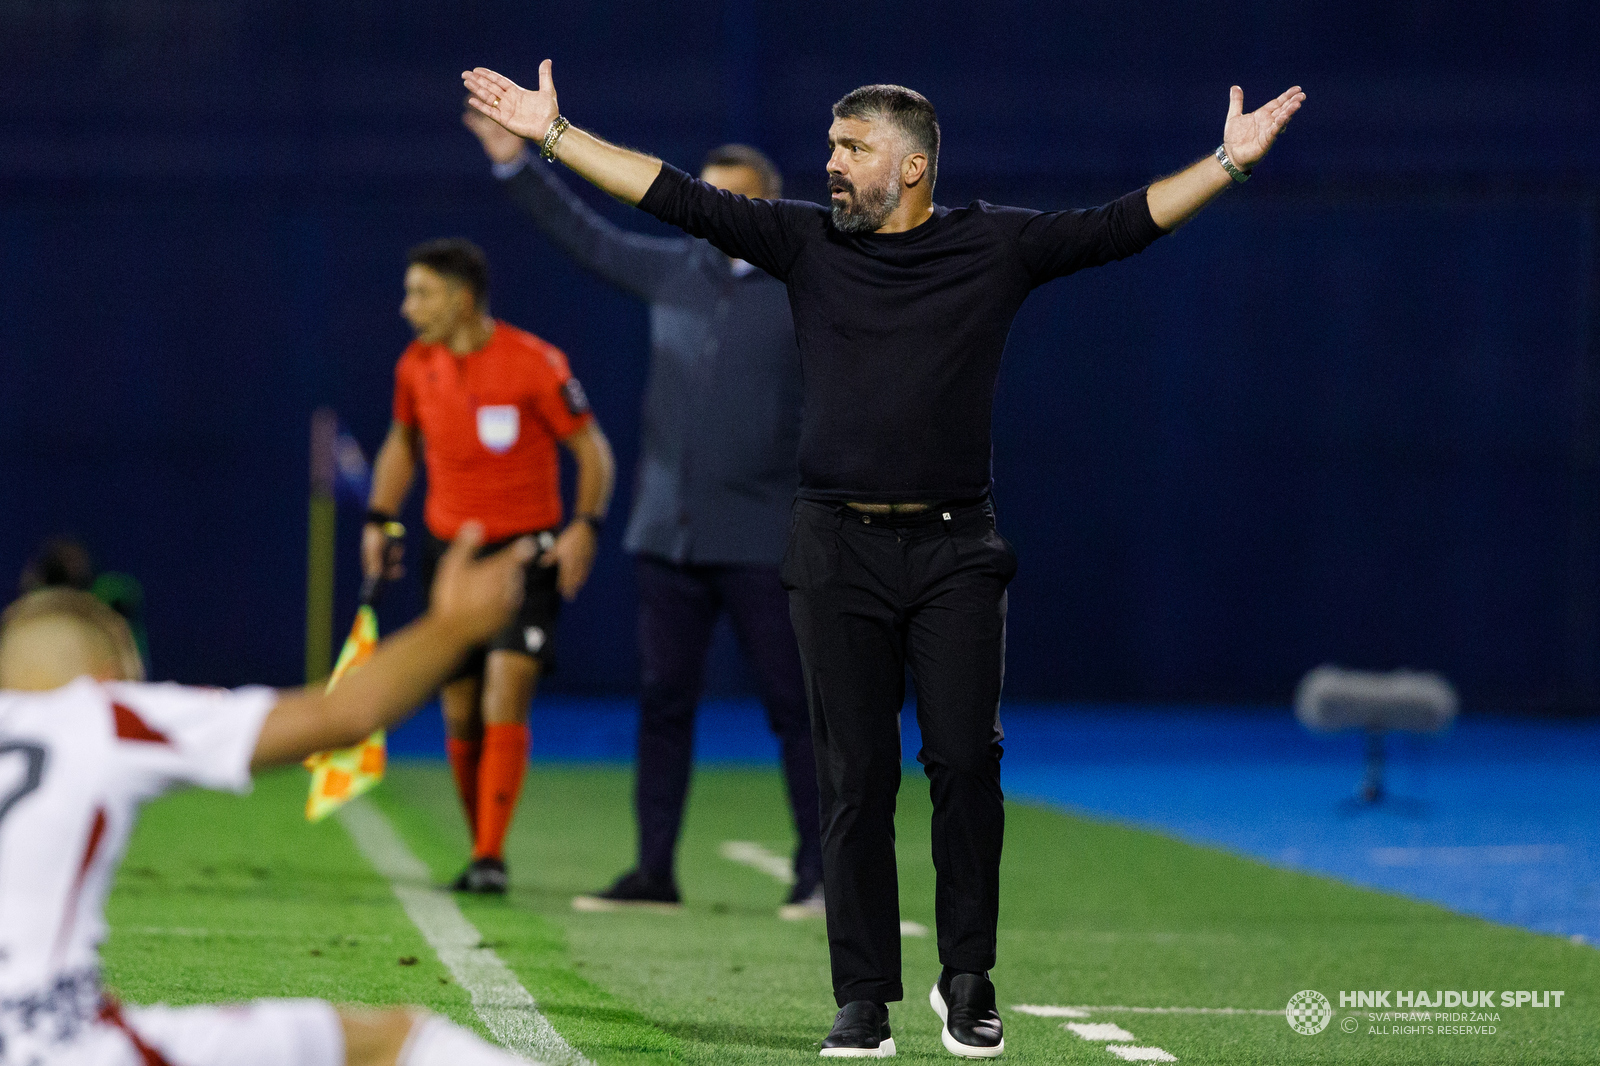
[1016,1004,1280,1016]
[1013,1005,1090,1017]
[1369,844,1566,867]
[339,798,590,1066]
[720,841,796,884]
[1065,1022,1137,1041]
[1019,1003,1290,1064]
[1106,1048,1177,1063]
[1048,1012,1179,1063]
[719,840,928,937]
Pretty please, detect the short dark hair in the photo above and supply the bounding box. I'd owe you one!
[832,84,940,190]
[407,238,489,306]
[701,144,783,197]
[19,537,94,595]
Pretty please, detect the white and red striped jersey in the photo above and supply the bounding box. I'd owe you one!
[0,677,273,1058]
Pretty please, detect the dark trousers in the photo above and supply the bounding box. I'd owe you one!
[782,498,1015,1007]
[634,555,823,888]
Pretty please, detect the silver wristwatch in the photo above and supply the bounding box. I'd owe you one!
[1214,144,1251,183]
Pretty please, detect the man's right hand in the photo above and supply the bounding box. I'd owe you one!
[362,521,405,582]
[462,60,664,206]
[429,522,538,645]
[463,60,559,144]
[463,107,526,165]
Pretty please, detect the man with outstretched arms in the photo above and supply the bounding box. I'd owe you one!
[464,59,1304,1056]
[0,526,549,1066]
[460,113,822,915]
[365,238,614,894]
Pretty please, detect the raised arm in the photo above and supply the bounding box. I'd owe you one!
[463,61,662,206]
[465,60,812,280]
[464,109,687,299]
[252,524,535,768]
[1146,85,1305,231]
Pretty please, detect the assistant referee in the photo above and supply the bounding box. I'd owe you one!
[364,238,615,894]
[463,61,1302,1055]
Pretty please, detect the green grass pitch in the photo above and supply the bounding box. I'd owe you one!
[102,763,1600,1064]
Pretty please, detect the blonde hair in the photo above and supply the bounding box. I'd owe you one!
[0,589,145,689]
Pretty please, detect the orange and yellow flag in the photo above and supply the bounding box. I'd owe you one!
[304,603,387,821]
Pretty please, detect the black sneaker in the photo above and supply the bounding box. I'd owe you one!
[571,868,681,911]
[820,1000,895,1058]
[929,971,1004,1058]
[448,856,507,895]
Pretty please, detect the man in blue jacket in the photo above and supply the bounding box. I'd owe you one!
[466,111,821,914]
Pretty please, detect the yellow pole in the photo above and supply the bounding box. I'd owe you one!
[305,408,338,684]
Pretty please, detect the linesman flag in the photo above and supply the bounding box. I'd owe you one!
[304,521,402,821]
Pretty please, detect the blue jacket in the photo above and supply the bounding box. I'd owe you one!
[499,157,801,566]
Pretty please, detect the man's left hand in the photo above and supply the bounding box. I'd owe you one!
[540,522,599,601]
[1222,85,1306,171]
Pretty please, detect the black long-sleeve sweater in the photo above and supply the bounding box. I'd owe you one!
[639,163,1167,503]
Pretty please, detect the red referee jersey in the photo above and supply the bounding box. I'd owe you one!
[393,321,593,541]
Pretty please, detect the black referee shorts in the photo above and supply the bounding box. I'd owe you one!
[419,529,561,682]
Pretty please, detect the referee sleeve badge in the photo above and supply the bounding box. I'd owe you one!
[561,377,592,417]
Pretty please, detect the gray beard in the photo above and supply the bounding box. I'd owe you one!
[829,179,901,234]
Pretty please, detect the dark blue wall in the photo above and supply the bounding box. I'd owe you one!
[4,1,1598,711]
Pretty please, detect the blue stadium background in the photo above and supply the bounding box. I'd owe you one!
[4,1,1598,713]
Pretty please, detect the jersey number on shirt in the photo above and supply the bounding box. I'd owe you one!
[0,741,47,837]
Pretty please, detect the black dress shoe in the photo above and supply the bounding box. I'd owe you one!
[820,1000,895,1058]
[596,868,681,904]
[571,868,683,911]
[448,856,508,895]
[929,971,1004,1058]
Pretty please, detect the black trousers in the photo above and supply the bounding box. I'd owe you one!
[634,555,823,889]
[781,498,1015,1006]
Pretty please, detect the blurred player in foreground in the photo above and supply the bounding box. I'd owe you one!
[0,525,541,1066]
[365,238,614,893]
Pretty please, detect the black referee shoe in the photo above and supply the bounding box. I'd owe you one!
[448,856,508,895]
[820,1001,895,1057]
[571,868,683,912]
[597,868,681,904]
[929,971,1004,1058]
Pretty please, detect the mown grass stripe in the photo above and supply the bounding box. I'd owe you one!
[337,797,591,1066]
